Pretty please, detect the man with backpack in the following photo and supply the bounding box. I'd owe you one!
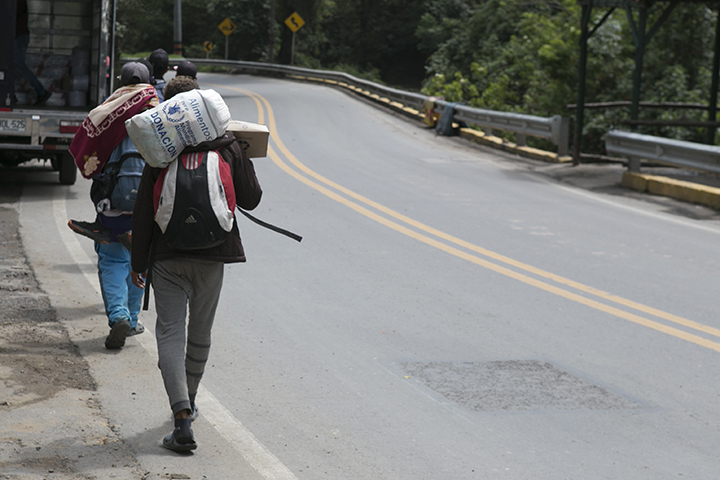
[130,76,263,452]
[68,61,159,349]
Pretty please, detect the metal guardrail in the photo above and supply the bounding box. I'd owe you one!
[131,57,570,155]
[451,105,570,155]
[605,130,720,174]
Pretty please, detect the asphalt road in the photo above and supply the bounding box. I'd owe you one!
[13,72,720,479]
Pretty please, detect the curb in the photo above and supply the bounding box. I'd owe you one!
[458,128,573,164]
[621,172,720,210]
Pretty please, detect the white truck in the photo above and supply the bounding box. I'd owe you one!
[0,0,117,185]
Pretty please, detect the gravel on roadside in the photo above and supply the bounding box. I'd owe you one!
[0,183,145,480]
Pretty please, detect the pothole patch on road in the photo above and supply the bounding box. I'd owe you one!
[402,360,642,412]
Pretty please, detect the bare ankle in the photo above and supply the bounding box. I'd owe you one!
[174,409,191,420]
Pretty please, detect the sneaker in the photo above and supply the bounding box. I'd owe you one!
[127,322,144,336]
[118,231,132,251]
[105,319,131,349]
[163,418,197,452]
[68,220,111,244]
[35,90,52,106]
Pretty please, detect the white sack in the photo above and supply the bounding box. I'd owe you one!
[125,89,231,168]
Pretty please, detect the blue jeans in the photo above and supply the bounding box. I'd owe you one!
[95,242,143,328]
[14,34,46,96]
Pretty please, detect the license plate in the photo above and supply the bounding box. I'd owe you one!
[0,118,27,133]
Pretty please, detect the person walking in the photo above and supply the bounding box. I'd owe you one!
[174,60,197,80]
[130,76,263,451]
[69,62,158,349]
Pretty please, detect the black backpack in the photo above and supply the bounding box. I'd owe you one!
[154,150,236,250]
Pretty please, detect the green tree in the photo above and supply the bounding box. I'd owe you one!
[115,0,168,56]
[116,0,719,149]
[274,0,324,65]
[315,0,428,87]
[418,0,718,152]
[116,0,270,61]
[206,0,271,61]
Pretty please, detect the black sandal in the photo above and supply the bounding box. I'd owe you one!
[163,419,197,452]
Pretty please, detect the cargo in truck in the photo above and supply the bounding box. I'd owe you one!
[0,0,116,185]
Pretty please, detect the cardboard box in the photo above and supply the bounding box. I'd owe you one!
[228,120,269,158]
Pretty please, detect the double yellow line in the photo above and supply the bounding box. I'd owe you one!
[214,82,720,353]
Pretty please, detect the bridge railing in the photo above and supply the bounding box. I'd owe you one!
[604,130,720,174]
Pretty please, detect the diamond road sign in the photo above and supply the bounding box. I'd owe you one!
[284,12,305,33]
[218,18,237,36]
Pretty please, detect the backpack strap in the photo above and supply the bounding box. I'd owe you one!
[219,144,301,242]
[142,224,161,311]
[236,207,302,242]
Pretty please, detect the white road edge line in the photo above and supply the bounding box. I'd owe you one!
[52,187,299,480]
[535,173,720,235]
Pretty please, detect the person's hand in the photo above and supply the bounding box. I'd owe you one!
[131,270,146,289]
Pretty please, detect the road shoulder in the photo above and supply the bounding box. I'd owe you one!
[0,185,144,479]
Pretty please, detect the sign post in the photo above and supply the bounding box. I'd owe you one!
[218,18,237,60]
[284,12,305,65]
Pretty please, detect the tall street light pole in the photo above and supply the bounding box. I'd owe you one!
[268,0,275,63]
[174,0,182,55]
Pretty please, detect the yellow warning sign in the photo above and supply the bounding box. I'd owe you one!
[218,18,237,36]
[284,12,305,33]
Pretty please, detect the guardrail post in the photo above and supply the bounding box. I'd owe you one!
[628,157,641,172]
[606,129,720,174]
[484,127,493,137]
[516,133,526,147]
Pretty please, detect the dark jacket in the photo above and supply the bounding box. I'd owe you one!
[131,132,262,273]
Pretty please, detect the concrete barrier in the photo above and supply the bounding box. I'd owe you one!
[621,172,720,210]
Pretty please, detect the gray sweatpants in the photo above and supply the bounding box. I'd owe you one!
[152,258,224,415]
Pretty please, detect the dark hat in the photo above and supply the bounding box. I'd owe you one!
[148,48,169,75]
[120,61,150,86]
[175,60,197,79]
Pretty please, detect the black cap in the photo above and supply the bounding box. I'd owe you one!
[120,62,150,86]
[147,48,169,76]
[175,60,197,79]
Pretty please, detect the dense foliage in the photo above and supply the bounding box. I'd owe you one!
[416,0,717,150]
[116,0,719,152]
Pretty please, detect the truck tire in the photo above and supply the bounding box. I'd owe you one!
[59,154,77,185]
